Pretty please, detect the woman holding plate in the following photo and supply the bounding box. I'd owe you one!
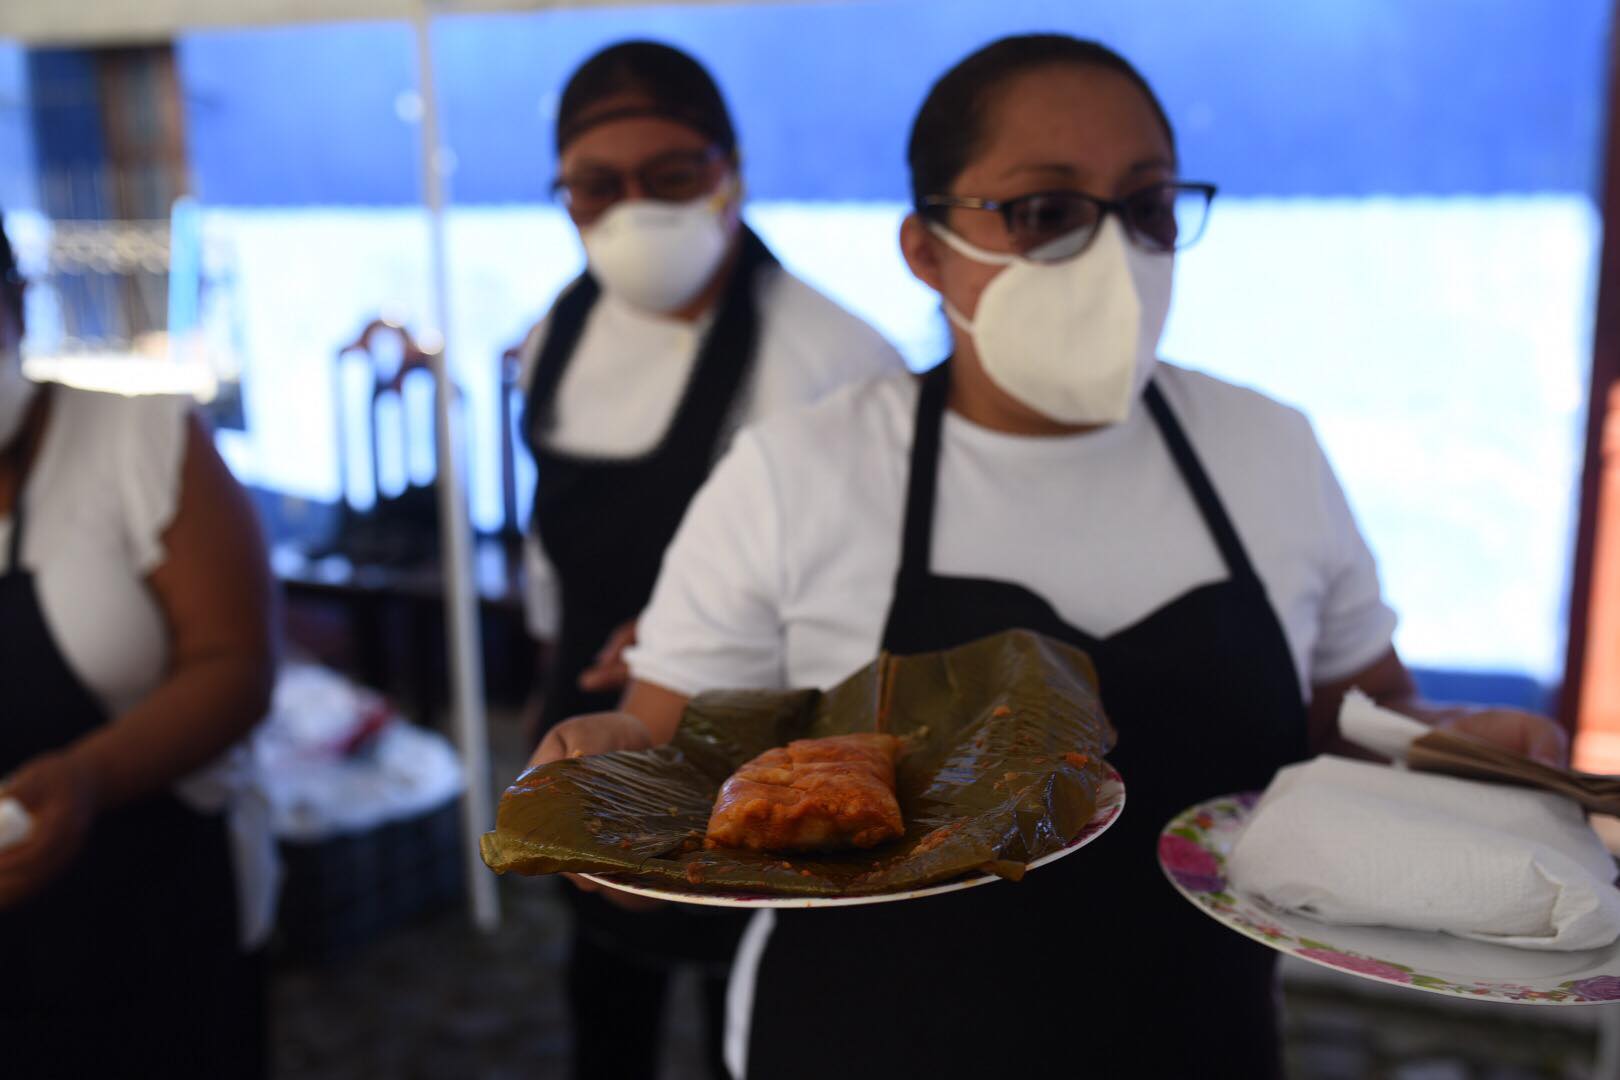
[530,35,1566,1077]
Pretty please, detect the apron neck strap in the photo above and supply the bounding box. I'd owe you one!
[895,364,1261,586]
[895,360,951,588]
[1142,380,1261,583]
[4,469,27,574]
[1,393,47,575]
[521,273,601,451]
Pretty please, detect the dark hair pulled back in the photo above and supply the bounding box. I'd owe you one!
[907,34,1175,213]
[556,41,736,156]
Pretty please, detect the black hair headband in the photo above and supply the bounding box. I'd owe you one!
[556,104,733,154]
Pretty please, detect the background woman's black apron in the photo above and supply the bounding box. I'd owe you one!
[523,228,777,1079]
[525,225,777,735]
[746,362,1308,1078]
[0,465,262,1078]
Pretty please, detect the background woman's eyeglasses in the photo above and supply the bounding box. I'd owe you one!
[922,181,1218,263]
[553,148,728,221]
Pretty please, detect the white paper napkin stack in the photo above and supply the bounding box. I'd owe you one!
[1227,694,1620,951]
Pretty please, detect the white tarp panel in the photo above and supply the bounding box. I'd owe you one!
[0,0,758,46]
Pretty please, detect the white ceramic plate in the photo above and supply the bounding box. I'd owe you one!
[1160,791,1620,1005]
[583,766,1125,909]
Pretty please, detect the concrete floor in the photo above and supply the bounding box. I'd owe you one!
[271,907,1612,1080]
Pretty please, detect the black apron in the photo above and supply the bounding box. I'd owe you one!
[746,362,1308,1078]
[524,231,776,978]
[526,225,778,736]
[0,454,260,1078]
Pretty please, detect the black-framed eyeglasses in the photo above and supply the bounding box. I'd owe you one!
[553,147,729,222]
[921,181,1218,262]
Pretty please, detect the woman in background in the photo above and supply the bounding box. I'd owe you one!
[0,212,278,1078]
[514,41,903,1079]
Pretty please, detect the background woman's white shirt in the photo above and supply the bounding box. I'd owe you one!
[2,388,186,712]
[516,263,907,639]
[627,363,1399,701]
[0,387,276,947]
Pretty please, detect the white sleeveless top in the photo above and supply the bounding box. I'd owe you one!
[0,386,276,948]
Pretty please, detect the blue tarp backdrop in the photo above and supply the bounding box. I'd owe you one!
[160,0,1610,207]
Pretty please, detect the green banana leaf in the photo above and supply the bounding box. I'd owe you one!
[480,628,1118,897]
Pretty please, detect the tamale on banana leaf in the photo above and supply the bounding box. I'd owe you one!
[480,629,1118,897]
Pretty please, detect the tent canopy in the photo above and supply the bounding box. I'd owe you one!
[0,0,752,46]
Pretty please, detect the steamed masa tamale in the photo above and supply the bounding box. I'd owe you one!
[704,733,904,853]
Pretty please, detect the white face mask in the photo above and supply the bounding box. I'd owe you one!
[934,216,1174,426]
[580,187,734,314]
[0,344,37,448]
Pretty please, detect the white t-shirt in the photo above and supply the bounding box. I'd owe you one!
[0,386,276,948]
[517,262,906,639]
[629,363,1398,702]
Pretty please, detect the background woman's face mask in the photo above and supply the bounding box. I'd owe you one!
[934,216,1174,425]
[580,184,734,314]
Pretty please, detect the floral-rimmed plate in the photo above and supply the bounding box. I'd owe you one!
[1160,792,1620,1006]
[582,767,1125,909]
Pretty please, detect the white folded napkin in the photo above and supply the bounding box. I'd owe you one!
[1338,687,1429,761]
[0,796,33,852]
[1228,755,1620,951]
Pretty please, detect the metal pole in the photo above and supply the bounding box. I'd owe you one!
[414,1,500,932]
